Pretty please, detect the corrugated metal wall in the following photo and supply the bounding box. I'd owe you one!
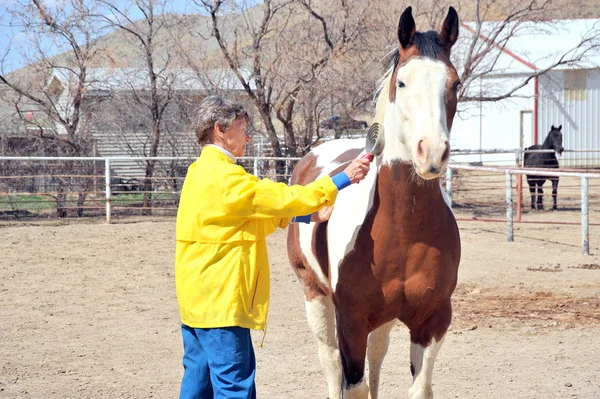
[538,69,600,168]
[94,131,199,177]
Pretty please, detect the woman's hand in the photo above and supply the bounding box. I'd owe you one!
[343,158,371,184]
[310,206,334,223]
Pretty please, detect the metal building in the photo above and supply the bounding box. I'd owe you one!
[451,18,600,167]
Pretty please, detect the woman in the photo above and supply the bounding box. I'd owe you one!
[176,95,370,398]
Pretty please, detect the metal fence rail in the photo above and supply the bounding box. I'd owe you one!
[1,154,598,254]
[445,164,599,255]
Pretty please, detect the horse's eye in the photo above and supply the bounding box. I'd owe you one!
[398,81,405,88]
[452,80,462,91]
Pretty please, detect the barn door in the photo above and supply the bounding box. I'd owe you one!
[520,110,533,149]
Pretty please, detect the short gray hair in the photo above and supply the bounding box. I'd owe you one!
[193,95,250,145]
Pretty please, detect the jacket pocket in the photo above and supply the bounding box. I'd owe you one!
[249,269,260,313]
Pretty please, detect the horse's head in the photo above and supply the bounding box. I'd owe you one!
[548,125,564,156]
[379,6,460,180]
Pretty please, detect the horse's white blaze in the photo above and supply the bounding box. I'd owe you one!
[382,58,450,167]
[367,320,397,399]
[408,336,445,399]
[305,296,342,399]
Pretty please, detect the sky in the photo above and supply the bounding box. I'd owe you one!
[0,0,193,73]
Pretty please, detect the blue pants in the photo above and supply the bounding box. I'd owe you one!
[179,325,256,399]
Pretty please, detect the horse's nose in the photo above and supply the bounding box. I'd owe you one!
[441,141,450,162]
[417,139,430,165]
[429,165,441,175]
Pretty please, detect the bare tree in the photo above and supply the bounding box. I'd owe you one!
[189,0,374,160]
[0,0,107,217]
[94,0,180,213]
[435,0,600,102]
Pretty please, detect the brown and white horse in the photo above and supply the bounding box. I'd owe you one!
[287,6,461,399]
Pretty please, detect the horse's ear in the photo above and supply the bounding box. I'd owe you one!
[551,125,555,130]
[440,6,459,52]
[398,6,416,49]
[558,125,562,130]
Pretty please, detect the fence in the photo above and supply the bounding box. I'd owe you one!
[0,156,300,222]
[445,165,599,255]
[1,152,598,254]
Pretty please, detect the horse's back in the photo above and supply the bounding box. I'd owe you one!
[291,139,365,185]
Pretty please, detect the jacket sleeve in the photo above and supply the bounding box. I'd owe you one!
[221,166,338,220]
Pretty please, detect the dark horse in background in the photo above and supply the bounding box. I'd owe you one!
[524,125,564,210]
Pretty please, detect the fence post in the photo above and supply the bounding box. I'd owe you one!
[581,176,589,255]
[515,149,523,222]
[445,167,453,209]
[506,171,513,242]
[285,159,290,183]
[105,158,112,224]
[253,158,259,177]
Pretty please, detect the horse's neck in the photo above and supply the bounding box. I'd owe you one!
[542,136,553,149]
[376,162,444,214]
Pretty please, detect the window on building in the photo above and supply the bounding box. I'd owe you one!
[563,70,587,101]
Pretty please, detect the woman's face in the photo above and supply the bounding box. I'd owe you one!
[218,116,250,157]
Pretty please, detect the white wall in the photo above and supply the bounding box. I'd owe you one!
[539,69,600,167]
[451,76,534,166]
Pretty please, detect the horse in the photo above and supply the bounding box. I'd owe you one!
[287,6,461,399]
[524,125,564,210]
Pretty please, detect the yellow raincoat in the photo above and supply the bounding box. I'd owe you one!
[176,146,338,330]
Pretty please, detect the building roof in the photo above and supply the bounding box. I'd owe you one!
[458,18,600,76]
[47,67,255,93]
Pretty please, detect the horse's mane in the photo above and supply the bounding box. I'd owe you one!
[374,31,448,121]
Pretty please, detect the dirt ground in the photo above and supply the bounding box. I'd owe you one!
[1,217,599,399]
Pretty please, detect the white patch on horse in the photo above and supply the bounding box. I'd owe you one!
[381,58,449,166]
[343,379,369,399]
[298,139,368,289]
[327,154,380,292]
[305,296,342,399]
[298,223,328,287]
[408,336,445,399]
[367,320,397,399]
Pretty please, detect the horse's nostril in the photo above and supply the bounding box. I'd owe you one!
[429,165,441,175]
[441,142,450,162]
[417,139,425,157]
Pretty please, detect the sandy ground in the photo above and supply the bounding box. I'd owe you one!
[1,218,599,399]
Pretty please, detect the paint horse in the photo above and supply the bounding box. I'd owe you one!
[524,125,564,210]
[287,6,461,399]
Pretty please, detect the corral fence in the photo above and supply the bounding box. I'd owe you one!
[1,150,598,254]
[0,156,298,222]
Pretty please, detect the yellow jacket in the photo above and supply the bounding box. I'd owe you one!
[176,146,338,330]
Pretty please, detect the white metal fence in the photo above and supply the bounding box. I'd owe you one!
[1,153,598,254]
[444,165,599,255]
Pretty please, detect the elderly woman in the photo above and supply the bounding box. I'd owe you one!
[176,95,370,399]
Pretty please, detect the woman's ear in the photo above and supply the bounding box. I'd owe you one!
[214,122,225,136]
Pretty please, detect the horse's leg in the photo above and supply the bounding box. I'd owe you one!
[305,294,343,399]
[551,177,559,210]
[366,320,397,399]
[407,300,452,399]
[527,180,536,209]
[537,183,544,210]
[337,316,370,399]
